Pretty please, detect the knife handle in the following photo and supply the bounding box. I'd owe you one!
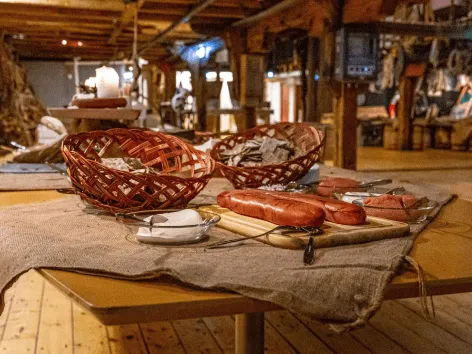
[303,236,316,265]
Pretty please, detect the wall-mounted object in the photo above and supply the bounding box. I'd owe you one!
[334,25,379,82]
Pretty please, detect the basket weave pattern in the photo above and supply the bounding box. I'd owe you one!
[211,123,324,189]
[62,129,215,213]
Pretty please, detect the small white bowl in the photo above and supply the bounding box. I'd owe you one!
[116,209,220,245]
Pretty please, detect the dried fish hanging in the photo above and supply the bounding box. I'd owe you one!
[0,34,46,149]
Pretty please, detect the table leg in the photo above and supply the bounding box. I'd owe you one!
[235,312,265,354]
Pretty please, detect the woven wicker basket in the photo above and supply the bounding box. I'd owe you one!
[62,129,215,213]
[210,123,324,189]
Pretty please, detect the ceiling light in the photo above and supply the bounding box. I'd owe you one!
[196,46,207,59]
[62,39,67,45]
[77,41,83,47]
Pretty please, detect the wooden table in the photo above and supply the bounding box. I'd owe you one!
[48,108,141,133]
[3,189,472,354]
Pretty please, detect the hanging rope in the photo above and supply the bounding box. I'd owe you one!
[131,8,141,95]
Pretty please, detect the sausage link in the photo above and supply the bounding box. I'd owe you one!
[261,191,366,225]
[217,190,325,227]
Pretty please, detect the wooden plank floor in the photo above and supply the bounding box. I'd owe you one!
[357,147,472,171]
[0,270,471,353]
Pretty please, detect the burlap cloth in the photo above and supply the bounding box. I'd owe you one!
[0,168,453,330]
[0,173,70,190]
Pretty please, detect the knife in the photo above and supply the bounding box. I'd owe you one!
[303,236,315,265]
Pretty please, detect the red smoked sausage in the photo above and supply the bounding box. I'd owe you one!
[316,177,362,197]
[363,194,420,221]
[217,190,325,227]
[267,191,366,225]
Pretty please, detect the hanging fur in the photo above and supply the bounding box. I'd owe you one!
[0,34,46,148]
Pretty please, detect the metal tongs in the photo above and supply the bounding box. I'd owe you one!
[357,179,393,188]
[285,178,393,192]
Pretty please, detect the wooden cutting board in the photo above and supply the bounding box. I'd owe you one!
[199,205,410,249]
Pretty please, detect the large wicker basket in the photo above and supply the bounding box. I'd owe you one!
[210,123,324,189]
[62,129,215,213]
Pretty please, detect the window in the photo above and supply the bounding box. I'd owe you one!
[205,71,218,82]
[176,70,192,91]
[219,71,233,82]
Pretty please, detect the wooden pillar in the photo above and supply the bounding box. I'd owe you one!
[226,29,245,101]
[189,66,206,130]
[240,54,265,130]
[305,36,317,122]
[334,83,357,170]
[316,28,334,121]
[150,65,160,114]
[397,76,415,150]
[164,67,176,101]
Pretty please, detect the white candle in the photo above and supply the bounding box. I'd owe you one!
[95,66,119,98]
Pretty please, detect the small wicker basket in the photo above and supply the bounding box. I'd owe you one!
[62,129,215,213]
[210,123,324,189]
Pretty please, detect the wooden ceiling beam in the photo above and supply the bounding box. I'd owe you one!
[138,0,217,55]
[244,0,335,52]
[3,26,196,43]
[0,13,114,28]
[138,13,230,25]
[144,0,262,9]
[5,31,113,41]
[0,0,125,12]
[232,0,307,28]
[10,40,142,51]
[0,18,113,32]
[139,5,247,19]
[109,0,146,44]
[0,3,120,20]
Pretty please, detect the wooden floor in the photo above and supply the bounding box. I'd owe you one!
[357,147,472,171]
[356,147,472,202]
[2,147,472,353]
[0,270,471,354]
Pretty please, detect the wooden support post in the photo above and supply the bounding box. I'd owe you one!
[189,66,206,130]
[316,28,334,121]
[73,57,80,95]
[334,83,357,170]
[305,36,317,122]
[240,54,265,130]
[397,76,416,150]
[164,68,176,102]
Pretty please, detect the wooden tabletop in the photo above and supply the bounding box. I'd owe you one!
[3,188,472,325]
[48,108,141,121]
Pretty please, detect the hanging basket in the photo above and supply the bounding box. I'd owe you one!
[62,129,215,213]
[210,123,325,189]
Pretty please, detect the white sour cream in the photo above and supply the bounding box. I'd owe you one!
[137,209,203,239]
